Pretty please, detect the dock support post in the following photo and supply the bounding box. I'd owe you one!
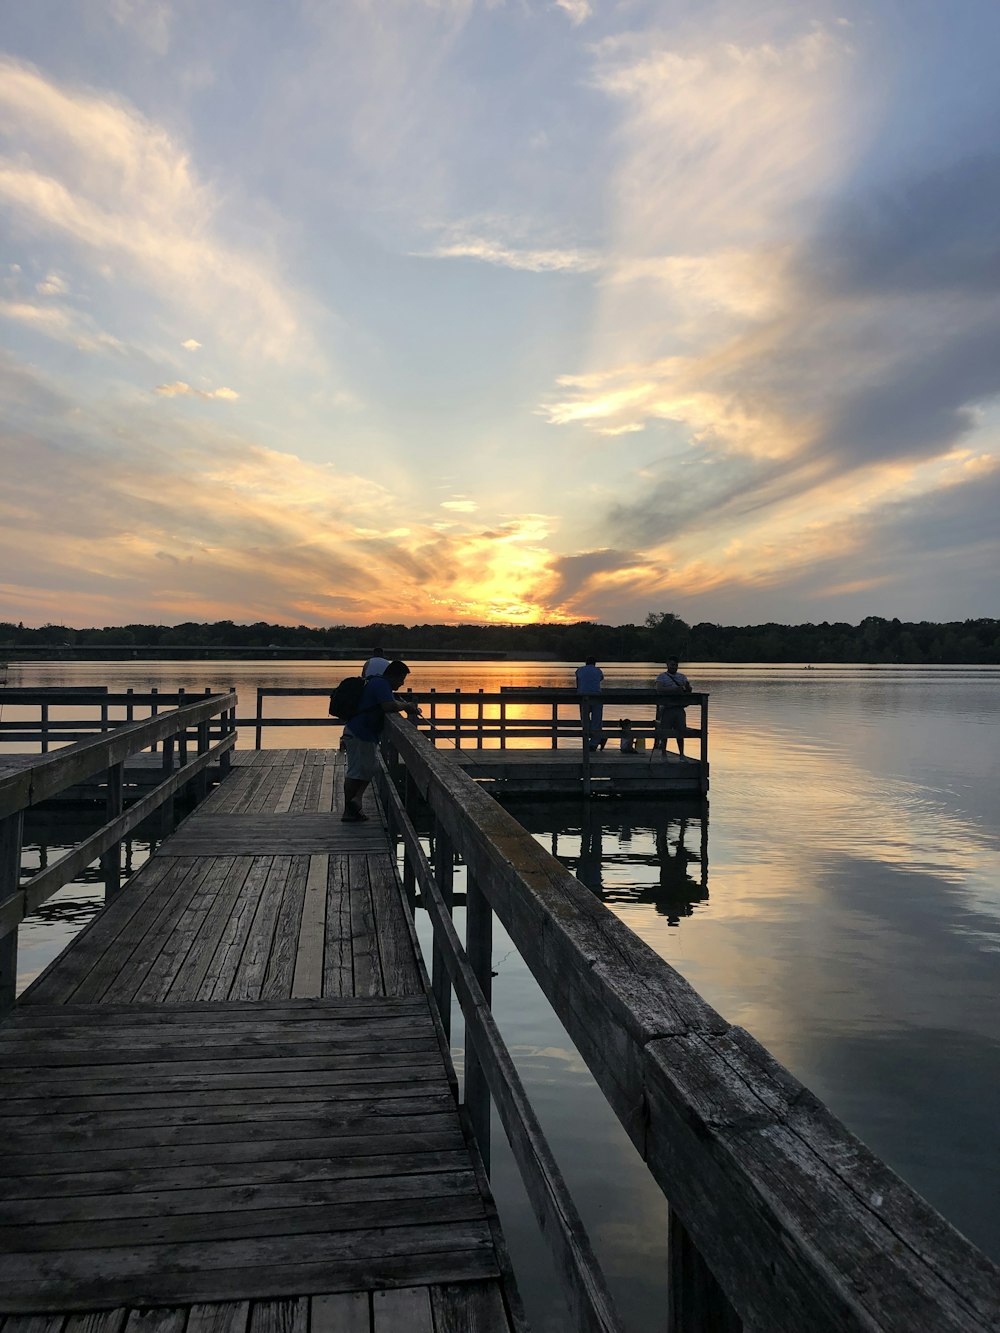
[0,811,23,1017]
[431,818,454,1038]
[465,869,493,1172]
[667,1207,742,1333]
[700,695,710,795]
[582,704,592,796]
[101,761,124,899]
[40,701,49,753]
[254,687,264,750]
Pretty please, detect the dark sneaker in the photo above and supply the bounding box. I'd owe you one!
[341,809,366,823]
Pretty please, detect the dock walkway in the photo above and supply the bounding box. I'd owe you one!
[0,748,519,1330]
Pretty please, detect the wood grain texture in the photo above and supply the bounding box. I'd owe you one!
[0,1001,496,1313]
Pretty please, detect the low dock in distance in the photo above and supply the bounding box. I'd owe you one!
[2,688,999,1331]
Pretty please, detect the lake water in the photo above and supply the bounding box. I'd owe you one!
[5,659,1000,1331]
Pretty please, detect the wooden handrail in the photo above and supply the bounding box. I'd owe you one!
[376,758,624,1332]
[0,693,236,819]
[0,733,233,939]
[378,715,1000,1332]
[0,693,237,1014]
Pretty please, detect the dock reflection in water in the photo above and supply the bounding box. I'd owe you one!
[509,797,709,925]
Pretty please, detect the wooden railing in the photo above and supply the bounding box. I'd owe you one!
[0,687,236,752]
[0,692,237,1015]
[243,685,708,762]
[375,714,1000,1333]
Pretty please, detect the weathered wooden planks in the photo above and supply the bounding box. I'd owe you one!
[164,814,384,855]
[0,1001,498,1313]
[2,748,519,1330]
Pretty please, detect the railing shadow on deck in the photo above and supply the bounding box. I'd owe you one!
[375,713,1000,1333]
[0,691,237,1013]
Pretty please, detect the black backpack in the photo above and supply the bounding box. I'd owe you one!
[328,675,366,720]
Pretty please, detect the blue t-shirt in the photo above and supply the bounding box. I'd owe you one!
[575,664,604,693]
[344,675,394,742]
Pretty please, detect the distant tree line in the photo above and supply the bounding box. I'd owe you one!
[2,612,999,663]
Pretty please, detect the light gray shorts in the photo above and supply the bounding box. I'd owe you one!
[343,734,377,781]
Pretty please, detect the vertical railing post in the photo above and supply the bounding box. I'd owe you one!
[667,1208,742,1333]
[431,818,454,1038]
[176,689,188,773]
[100,761,124,898]
[194,719,209,805]
[40,701,49,754]
[499,699,507,750]
[429,689,438,745]
[551,700,558,750]
[125,687,134,727]
[100,698,109,734]
[220,688,235,776]
[476,689,484,749]
[465,869,493,1172]
[160,735,176,838]
[454,689,461,750]
[149,686,159,753]
[255,687,264,750]
[0,811,24,1017]
[401,766,417,912]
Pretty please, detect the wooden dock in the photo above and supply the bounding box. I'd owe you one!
[0,748,521,1329]
[4,691,1000,1333]
[244,687,710,797]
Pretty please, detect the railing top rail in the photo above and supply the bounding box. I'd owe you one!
[0,687,110,697]
[0,690,221,706]
[381,714,998,1332]
[0,691,236,819]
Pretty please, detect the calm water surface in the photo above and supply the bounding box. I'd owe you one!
[5,659,999,1331]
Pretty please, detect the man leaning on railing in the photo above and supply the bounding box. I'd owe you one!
[341,660,421,822]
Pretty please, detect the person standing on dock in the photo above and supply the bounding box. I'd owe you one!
[342,659,420,821]
[362,647,390,678]
[654,658,692,757]
[575,657,604,751]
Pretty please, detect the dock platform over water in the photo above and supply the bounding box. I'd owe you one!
[3,691,1000,1332]
[0,747,519,1327]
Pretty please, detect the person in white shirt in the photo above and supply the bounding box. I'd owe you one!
[574,657,604,751]
[362,647,391,678]
[654,658,692,756]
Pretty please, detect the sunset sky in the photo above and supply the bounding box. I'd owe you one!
[2,0,999,628]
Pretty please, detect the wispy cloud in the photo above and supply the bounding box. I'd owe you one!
[154,381,239,401]
[0,57,319,365]
[419,222,600,273]
[554,0,592,27]
[35,271,69,296]
[0,298,125,354]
